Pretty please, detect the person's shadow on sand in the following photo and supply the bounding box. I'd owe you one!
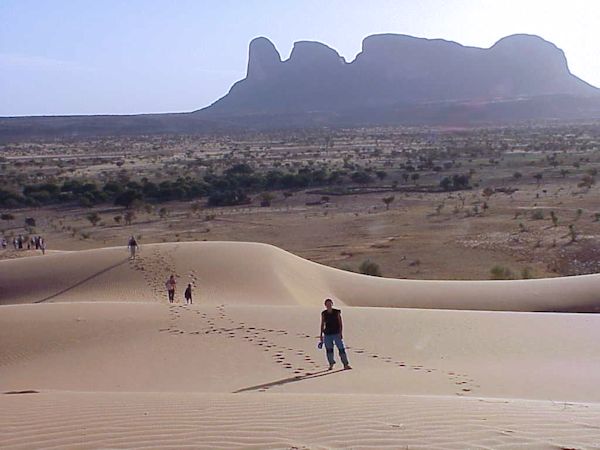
[233,368,347,393]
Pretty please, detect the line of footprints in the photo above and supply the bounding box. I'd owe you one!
[161,304,480,395]
[130,247,179,302]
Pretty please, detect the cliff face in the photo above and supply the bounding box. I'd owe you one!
[204,33,599,116]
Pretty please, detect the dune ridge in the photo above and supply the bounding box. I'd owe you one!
[2,241,600,311]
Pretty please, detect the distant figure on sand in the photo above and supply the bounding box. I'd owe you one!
[127,236,139,260]
[165,275,176,303]
[184,283,193,305]
[320,298,351,370]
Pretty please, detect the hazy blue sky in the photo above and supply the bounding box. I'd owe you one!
[1,0,599,116]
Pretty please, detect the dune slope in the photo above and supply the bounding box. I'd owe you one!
[2,241,600,311]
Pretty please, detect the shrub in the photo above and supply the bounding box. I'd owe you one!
[260,192,274,207]
[521,267,534,279]
[375,170,387,181]
[359,259,382,277]
[115,189,142,208]
[86,212,101,226]
[351,171,373,184]
[124,211,136,226]
[339,264,355,273]
[382,196,395,210]
[208,190,251,207]
[531,210,544,220]
[568,224,577,242]
[490,265,514,280]
[440,174,471,191]
[191,202,202,214]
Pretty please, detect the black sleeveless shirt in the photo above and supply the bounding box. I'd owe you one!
[322,309,341,335]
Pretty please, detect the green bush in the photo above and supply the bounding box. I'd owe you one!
[490,265,514,280]
[521,267,534,279]
[359,259,382,277]
[531,210,544,220]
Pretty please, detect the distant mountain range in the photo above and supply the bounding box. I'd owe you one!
[2,34,600,141]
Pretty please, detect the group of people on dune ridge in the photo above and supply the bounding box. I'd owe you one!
[1,234,46,254]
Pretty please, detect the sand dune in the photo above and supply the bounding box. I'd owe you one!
[2,241,600,311]
[2,241,600,448]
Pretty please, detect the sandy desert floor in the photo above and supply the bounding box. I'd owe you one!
[2,242,600,449]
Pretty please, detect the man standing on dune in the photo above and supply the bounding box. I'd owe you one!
[320,298,351,370]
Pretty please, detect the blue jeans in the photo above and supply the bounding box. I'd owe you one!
[323,333,349,366]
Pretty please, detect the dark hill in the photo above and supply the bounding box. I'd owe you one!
[203,33,598,116]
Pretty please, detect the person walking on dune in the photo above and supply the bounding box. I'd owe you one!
[184,283,193,305]
[320,298,351,370]
[128,236,139,260]
[165,274,176,303]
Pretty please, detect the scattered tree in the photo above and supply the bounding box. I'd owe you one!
[375,170,387,181]
[86,212,101,227]
[550,211,558,227]
[124,210,136,226]
[568,224,577,243]
[260,192,275,207]
[1,213,14,223]
[191,202,202,215]
[382,196,395,210]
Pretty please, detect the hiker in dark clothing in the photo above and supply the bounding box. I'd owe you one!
[184,283,193,305]
[320,298,351,370]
